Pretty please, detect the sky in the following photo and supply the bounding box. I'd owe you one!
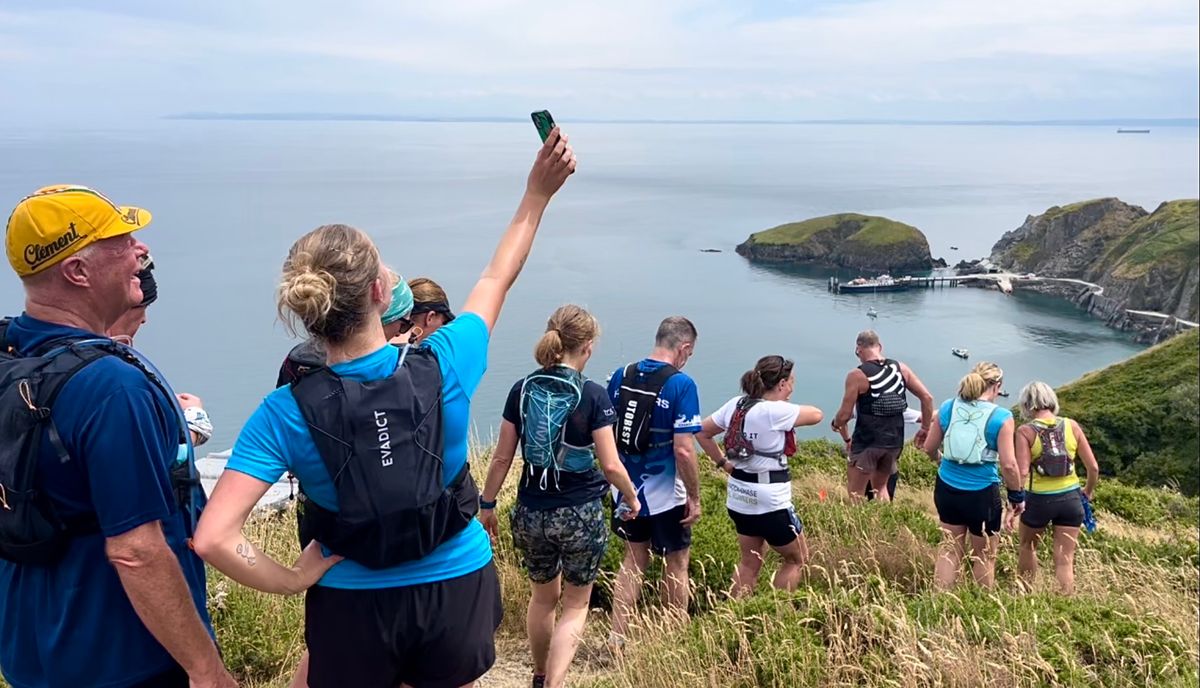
[0,0,1197,126]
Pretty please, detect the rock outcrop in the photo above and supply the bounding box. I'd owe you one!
[990,198,1199,323]
[736,213,936,273]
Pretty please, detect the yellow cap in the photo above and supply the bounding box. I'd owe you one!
[5,185,152,277]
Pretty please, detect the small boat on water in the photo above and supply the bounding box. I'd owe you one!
[867,307,878,318]
[951,348,970,359]
[837,274,910,294]
[950,246,959,250]
[1116,129,1150,134]
[998,390,1010,398]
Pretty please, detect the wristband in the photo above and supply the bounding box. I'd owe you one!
[1006,489,1026,505]
[715,457,728,469]
[479,498,497,510]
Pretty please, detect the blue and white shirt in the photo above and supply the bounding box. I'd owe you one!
[607,359,702,515]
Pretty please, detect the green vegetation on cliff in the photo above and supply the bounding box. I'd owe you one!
[1108,200,1200,279]
[748,213,923,248]
[736,213,935,273]
[1053,328,1200,495]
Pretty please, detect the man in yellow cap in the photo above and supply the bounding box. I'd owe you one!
[0,186,235,688]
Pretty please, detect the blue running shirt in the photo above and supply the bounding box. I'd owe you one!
[606,360,702,516]
[227,313,493,589]
[936,397,1013,491]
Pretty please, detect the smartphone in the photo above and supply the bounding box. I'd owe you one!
[531,110,556,142]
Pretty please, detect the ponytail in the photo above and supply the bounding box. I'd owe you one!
[958,361,1003,401]
[740,368,767,398]
[534,329,566,368]
[740,355,794,398]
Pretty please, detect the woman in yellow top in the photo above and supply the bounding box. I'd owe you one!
[1014,381,1100,594]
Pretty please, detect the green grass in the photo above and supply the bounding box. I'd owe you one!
[1116,200,1199,275]
[1053,329,1200,495]
[746,213,925,248]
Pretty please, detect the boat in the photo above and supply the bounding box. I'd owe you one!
[951,348,969,359]
[1117,129,1150,134]
[950,246,959,250]
[998,390,1010,398]
[837,274,911,294]
[866,307,878,318]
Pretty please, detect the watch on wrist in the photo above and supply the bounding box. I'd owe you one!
[479,497,497,510]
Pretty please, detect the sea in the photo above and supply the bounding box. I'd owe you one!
[1,121,1196,452]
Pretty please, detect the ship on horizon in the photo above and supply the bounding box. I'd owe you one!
[1116,128,1151,134]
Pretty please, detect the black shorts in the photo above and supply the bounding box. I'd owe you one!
[727,507,803,547]
[1021,489,1085,529]
[304,561,503,688]
[934,477,1002,537]
[612,504,692,555]
[130,664,187,688]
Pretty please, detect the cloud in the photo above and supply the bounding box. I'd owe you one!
[0,0,1195,124]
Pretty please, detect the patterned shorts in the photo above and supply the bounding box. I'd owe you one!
[510,499,609,586]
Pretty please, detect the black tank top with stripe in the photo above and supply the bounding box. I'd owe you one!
[851,358,907,450]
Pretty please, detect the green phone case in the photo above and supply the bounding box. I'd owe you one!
[531,110,556,142]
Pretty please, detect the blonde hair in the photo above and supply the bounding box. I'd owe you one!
[957,361,1004,401]
[534,304,599,369]
[277,224,382,343]
[1018,381,1060,419]
[408,277,449,306]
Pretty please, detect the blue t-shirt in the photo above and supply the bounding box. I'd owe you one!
[936,397,1013,490]
[227,313,493,589]
[0,315,212,688]
[607,360,702,516]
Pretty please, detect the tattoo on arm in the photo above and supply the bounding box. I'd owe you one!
[236,541,258,567]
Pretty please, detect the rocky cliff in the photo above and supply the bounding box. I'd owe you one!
[990,198,1200,323]
[736,213,936,273]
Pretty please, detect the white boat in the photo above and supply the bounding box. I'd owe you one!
[866,307,878,318]
[951,348,969,359]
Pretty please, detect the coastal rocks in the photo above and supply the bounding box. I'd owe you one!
[990,198,1199,322]
[736,213,936,273]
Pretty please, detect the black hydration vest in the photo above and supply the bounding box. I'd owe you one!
[851,358,908,450]
[0,319,198,565]
[614,362,678,455]
[291,346,478,569]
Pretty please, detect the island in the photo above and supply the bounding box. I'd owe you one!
[735,213,938,274]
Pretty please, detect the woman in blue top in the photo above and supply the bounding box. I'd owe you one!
[478,304,640,688]
[193,129,577,688]
[921,362,1026,590]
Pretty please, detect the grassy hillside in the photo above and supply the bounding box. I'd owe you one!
[748,213,924,247]
[124,440,1197,688]
[1108,200,1199,280]
[1054,328,1200,495]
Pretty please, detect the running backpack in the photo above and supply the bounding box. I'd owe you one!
[942,399,999,465]
[519,367,591,486]
[292,345,478,569]
[724,396,794,465]
[1029,418,1073,478]
[861,359,908,417]
[613,363,678,455]
[0,319,196,565]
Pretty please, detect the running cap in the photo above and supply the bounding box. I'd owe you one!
[6,185,152,277]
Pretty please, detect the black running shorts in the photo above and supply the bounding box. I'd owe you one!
[304,562,502,688]
[1021,489,1085,530]
[933,477,1002,537]
[727,507,804,547]
[611,504,692,555]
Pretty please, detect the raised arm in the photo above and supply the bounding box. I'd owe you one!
[462,128,577,332]
[478,419,521,541]
[193,471,341,595]
[1073,421,1100,499]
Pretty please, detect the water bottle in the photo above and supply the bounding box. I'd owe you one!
[1080,492,1097,534]
[615,500,633,520]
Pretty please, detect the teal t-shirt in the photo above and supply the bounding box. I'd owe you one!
[936,397,1013,491]
[227,313,492,589]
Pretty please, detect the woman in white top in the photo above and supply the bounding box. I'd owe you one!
[696,355,824,596]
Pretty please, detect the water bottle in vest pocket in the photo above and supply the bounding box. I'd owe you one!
[942,399,999,465]
[1030,419,1073,477]
[520,367,591,479]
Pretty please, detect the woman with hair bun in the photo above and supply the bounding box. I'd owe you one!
[478,304,640,688]
[695,355,823,596]
[194,129,577,688]
[921,361,1026,590]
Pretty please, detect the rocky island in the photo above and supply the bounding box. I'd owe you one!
[735,213,939,274]
[989,198,1199,327]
